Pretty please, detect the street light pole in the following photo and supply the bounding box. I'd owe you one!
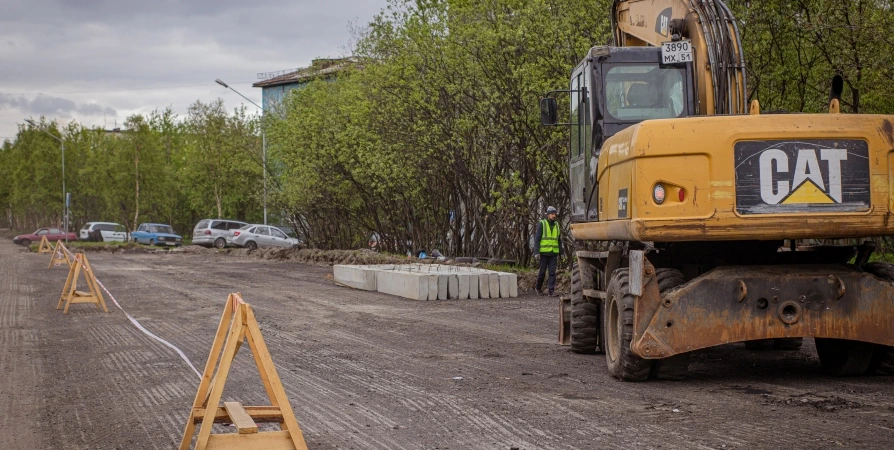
[25,119,68,242]
[215,79,268,225]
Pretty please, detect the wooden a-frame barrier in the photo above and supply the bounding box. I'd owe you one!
[57,253,108,314]
[48,240,72,269]
[37,235,54,254]
[180,293,308,450]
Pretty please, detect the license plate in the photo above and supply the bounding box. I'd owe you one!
[661,39,692,64]
[734,140,870,214]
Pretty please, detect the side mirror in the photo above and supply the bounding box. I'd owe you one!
[829,74,844,101]
[540,97,558,126]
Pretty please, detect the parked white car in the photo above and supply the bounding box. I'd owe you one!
[227,224,300,250]
[79,222,128,242]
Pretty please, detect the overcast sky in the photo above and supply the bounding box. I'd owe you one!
[0,0,390,141]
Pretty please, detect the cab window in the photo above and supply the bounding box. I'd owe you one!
[605,65,685,121]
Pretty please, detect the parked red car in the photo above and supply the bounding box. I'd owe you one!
[12,228,78,247]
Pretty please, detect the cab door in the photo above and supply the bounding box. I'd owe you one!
[569,63,592,222]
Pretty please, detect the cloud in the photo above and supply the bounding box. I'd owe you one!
[0,0,389,139]
[0,94,116,117]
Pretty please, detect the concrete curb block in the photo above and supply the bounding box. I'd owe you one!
[334,264,519,301]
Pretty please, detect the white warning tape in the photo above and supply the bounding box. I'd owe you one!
[60,245,202,379]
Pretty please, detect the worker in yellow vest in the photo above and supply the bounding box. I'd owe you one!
[533,206,561,296]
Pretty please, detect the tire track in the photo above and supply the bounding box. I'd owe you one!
[13,249,894,449]
[0,244,45,449]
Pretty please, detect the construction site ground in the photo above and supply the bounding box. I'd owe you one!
[2,238,894,450]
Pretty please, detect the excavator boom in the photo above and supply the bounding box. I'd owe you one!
[612,0,746,115]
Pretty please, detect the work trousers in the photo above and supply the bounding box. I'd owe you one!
[536,253,558,294]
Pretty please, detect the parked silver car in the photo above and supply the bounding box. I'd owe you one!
[227,224,300,250]
[192,219,248,248]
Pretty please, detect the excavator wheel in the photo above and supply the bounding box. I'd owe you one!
[570,262,600,354]
[648,269,689,380]
[815,338,875,376]
[863,262,894,375]
[604,269,651,381]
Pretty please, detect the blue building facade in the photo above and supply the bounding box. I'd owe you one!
[253,58,358,113]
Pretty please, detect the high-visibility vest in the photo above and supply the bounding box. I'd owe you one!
[539,219,559,254]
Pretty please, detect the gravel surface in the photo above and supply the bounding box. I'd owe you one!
[2,239,894,449]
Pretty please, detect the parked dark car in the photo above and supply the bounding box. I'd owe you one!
[12,228,78,247]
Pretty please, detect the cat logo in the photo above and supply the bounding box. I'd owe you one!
[654,8,672,37]
[734,140,870,214]
[759,148,844,205]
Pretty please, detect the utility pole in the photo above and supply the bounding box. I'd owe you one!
[215,79,268,225]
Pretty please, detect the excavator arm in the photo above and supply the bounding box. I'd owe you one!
[611,0,747,115]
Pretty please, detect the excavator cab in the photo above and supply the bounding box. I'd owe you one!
[541,45,695,222]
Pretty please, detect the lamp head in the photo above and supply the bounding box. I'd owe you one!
[215,79,229,89]
[24,119,36,126]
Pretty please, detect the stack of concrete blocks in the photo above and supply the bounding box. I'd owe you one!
[333,264,518,301]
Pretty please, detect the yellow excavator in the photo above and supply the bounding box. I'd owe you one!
[541,0,894,380]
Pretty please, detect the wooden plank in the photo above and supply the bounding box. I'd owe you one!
[223,402,258,434]
[181,295,308,450]
[62,262,82,314]
[582,289,606,300]
[195,306,247,449]
[193,406,283,423]
[205,431,296,450]
[244,307,309,449]
[58,259,79,310]
[81,255,108,312]
[181,294,241,450]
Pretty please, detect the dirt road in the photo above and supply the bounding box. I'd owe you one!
[2,239,894,449]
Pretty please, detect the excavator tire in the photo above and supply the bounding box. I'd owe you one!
[649,269,689,380]
[815,338,875,376]
[863,262,894,375]
[868,346,894,376]
[570,262,599,354]
[604,269,651,381]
